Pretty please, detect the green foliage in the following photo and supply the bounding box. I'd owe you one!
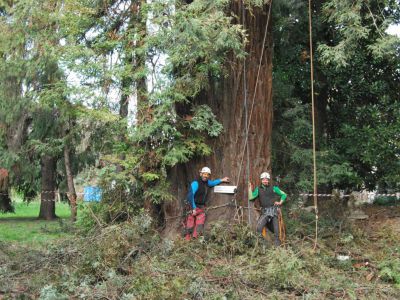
[272,0,400,193]
[319,0,400,68]
[368,34,400,59]
[243,0,269,8]
[75,202,103,233]
[189,105,223,137]
[64,0,250,213]
[100,183,146,223]
[141,172,160,182]
[379,258,400,287]
[241,247,305,290]
[374,196,399,206]
[39,285,69,300]
[149,0,246,95]
[143,180,176,205]
[3,199,400,299]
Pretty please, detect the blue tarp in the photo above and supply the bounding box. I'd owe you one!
[83,186,102,202]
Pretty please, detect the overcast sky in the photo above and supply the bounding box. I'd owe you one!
[387,24,400,36]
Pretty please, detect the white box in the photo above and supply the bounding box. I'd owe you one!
[214,186,237,194]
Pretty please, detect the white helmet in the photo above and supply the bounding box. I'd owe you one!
[200,167,211,174]
[260,172,270,180]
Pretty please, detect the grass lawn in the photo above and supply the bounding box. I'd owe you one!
[0,201,74,247]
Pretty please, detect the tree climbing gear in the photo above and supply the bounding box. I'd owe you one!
[260,172,271,180]
[278,208,286,244]
[200,167,211,174]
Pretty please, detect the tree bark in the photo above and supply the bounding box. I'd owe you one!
[134,0,148,125]
[64,146,77,221]
[164,2,273,237]
[38,155,57,220]
[118,2,136,119]
[133,0,158,218]
[0,168,13,213]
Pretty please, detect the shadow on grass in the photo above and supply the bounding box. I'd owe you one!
[0,217,40,222]
[0,216,68,222]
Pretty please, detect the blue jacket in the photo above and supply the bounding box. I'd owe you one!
[187,179,222,209]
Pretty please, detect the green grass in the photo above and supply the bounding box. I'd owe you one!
[1,201,71,219]
[0,201,74,246]
[374,196,400,206]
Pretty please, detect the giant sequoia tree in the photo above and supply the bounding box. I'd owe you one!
[164,1,274,235]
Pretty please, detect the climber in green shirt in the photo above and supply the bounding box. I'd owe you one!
[248,172,287,246]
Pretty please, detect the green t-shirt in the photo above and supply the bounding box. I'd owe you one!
[249,185,287,203]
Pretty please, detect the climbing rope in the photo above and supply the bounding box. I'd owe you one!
[278,208,286,244]
[235,0,273,191]
[242,0,251,227]
[308,0,319,250]
[222,0,274,230]
[165,201,235,220]
[222,0,273,229]
[233,205,244,223]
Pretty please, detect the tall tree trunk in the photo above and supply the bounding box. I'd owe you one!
[132,0,157,217]
[164,2,273,236]
[64,146,77,221]
[0,168,13,213]
[38,155,57,220]
[132,0,148,125]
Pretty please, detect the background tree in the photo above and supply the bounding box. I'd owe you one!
[0,0,33,211]
[271,0,399,193]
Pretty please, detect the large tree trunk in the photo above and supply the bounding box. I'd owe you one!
[38,155,57,220]
[164,2,273,237]
[64,146,77,221]
[0,168,13,213]
[133,0,159,219]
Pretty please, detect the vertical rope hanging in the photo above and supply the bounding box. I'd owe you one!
[235,0,272,189]
[242,1,251,226]
[234,0,272,227]
[308,0,319,250]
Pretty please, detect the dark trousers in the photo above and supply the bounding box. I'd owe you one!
[256,213,281,246]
